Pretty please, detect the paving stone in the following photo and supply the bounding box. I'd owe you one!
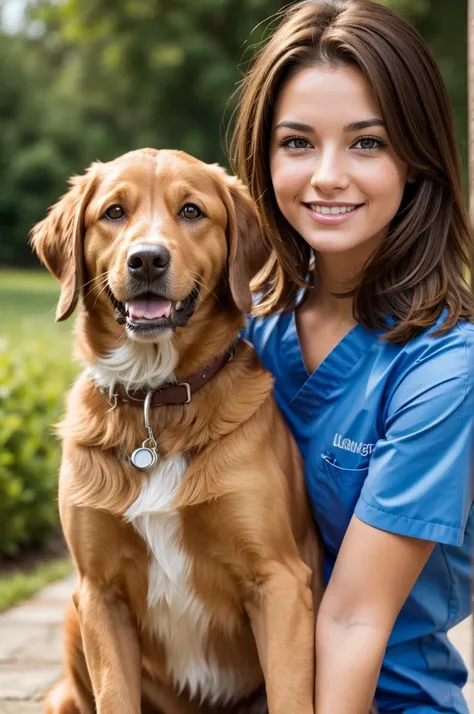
[12,626,64,665]
[1,603,66,628]
[0,624,48,662]
[463,682,473,714]
[0,663,61,700]
[0,702,44,713]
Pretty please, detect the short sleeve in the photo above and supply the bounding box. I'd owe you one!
[355,325,474,546]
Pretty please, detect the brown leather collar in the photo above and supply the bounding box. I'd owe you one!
[106,342,237,408]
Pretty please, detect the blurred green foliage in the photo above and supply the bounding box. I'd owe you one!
[0,338,75,555]
[0,270,74,556]
[0,0,468,267]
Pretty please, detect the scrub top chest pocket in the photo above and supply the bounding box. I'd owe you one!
[307,449,371,553]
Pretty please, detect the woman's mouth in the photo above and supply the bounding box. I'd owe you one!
[303,202,364,225]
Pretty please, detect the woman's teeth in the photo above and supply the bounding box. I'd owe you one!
[309,204,358,215]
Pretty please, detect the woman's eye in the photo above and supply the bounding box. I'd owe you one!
[180,203,203,220]
[285,137,312,150]
[104,204,125,220]
[354,137,385,152]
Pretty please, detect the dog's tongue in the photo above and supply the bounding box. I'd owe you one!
[126,297,172,320]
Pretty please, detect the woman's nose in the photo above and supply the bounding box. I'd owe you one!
[310,147,350,194]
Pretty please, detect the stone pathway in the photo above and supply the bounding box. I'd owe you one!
[0,574,472,713]
[0,575,76,714]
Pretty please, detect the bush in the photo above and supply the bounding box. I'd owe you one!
[0,336,75,556]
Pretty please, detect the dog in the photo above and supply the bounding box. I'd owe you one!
[30,148,323,714]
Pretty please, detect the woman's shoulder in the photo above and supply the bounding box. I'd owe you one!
[393,312,474,375]
[381,312,474,417]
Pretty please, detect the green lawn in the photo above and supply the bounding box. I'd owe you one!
[0,268,72,350]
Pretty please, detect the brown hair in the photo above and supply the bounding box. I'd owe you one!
[229,0,474,344]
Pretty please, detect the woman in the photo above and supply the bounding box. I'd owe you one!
[230,1,474,712]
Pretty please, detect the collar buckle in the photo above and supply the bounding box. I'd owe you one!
[177,382,192,404]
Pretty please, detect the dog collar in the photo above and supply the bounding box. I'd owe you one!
[100,341,237,409]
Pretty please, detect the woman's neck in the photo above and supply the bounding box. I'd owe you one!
[303,253,360,324]
[306,226,386,319]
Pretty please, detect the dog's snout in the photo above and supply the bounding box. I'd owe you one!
[127,243,171,280]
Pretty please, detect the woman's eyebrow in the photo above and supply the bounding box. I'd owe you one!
[274,121,314,132]
[344,118,385,132]
[274,118,385,133]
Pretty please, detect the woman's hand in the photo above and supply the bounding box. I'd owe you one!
[315,515,435,714]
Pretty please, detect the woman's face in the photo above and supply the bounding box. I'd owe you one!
[269,64,413,263]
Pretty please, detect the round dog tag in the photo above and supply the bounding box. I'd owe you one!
[130,446,158,471]
[131,391,159,471]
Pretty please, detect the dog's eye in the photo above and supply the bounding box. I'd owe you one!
[180,204,202,220]
[104,204,125,220]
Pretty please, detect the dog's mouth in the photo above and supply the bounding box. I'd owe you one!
[107,285,200,334]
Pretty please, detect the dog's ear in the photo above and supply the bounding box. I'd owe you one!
[213,168,270,314]
[29,166,99,321]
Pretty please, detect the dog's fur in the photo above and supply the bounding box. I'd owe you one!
[31,148,323,714]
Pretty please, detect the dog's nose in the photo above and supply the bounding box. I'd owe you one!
[127,243,171,280]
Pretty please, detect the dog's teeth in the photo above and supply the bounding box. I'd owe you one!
[175,300,183,310]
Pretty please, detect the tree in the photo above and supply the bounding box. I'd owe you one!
[0,0,469,265]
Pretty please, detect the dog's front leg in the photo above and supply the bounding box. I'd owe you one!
[245,563,315,714]
[74,577,142,714]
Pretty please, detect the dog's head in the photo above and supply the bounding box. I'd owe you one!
[30,148,268,342]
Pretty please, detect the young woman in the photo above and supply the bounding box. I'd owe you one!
[230,1,474,712]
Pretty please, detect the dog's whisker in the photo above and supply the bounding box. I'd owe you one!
[83,273,111,302]
[183,269,220,304]
[82,275,110,299]
[83,274,111,302]
[92,281,111,308]
[82,270,110,291]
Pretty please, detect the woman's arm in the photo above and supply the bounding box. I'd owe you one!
[315,515,435,714]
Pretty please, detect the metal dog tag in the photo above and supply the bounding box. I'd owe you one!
[131,443,158,470]
[130,392,159,471]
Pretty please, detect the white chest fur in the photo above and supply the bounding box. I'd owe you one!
[124,453,241,705]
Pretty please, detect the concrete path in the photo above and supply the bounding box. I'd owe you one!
[0,574,472,713]
[0,575,76,714]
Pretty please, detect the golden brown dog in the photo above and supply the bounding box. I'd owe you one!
[30,148,322,714]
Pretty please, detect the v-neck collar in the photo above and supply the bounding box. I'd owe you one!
[281,309,378,413]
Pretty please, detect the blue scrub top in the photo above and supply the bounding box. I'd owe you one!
[243,307,474,714]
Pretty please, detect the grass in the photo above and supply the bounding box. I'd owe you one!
[0,268,72,349]
[0,558,73,613]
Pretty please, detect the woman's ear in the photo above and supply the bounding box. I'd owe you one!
[213,168,271,314]
[29,166,99,322]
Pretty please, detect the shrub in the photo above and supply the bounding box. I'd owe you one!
[0,336,75,556]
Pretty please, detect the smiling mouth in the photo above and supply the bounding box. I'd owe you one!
[107,285,200,333]
[303,202,364,214]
